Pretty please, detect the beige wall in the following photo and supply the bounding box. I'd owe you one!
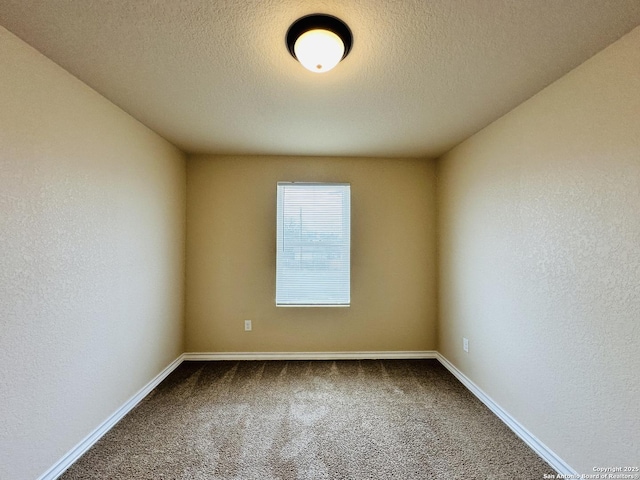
[0,27,186,479]
[186,156,437,353]
[437,26,640,473]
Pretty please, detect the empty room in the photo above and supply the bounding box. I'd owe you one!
[1,1,639,479]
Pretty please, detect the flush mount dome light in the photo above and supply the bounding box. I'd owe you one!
[286,14,353,73]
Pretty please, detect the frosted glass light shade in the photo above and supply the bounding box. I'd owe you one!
[286,15,352,74]
[293,29,345,73]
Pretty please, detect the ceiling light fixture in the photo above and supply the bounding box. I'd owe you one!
[286,14,353,73]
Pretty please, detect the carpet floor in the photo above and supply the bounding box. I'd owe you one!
[60,359,552,479]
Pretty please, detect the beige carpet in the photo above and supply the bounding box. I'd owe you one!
[61,359,552,479]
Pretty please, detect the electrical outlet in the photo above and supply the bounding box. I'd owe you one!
[463,337,469,353]
[244,320,252,331]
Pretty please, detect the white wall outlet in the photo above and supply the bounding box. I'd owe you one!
[463,337,469,353]
[244,320,252,331]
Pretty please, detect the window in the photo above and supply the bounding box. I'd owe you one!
[276,182,351,306]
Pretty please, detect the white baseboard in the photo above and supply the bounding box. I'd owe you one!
[39,351,575,479]
[183,350,438,361]
[435,353,576,476]
[38,354,186,480]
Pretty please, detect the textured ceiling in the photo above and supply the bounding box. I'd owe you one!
[1,1,640,158]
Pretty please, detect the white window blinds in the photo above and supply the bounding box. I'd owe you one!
[276,182,351,306]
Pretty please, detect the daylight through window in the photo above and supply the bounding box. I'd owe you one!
[276,182,351,306]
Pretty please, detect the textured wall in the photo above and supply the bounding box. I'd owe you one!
[0,27,186,479]
[186,155,437,353]
[437,26,640,473]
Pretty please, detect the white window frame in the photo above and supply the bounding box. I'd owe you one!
[276,182,351,307]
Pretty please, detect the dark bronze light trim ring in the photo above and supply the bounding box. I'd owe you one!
[286,14,353,61]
